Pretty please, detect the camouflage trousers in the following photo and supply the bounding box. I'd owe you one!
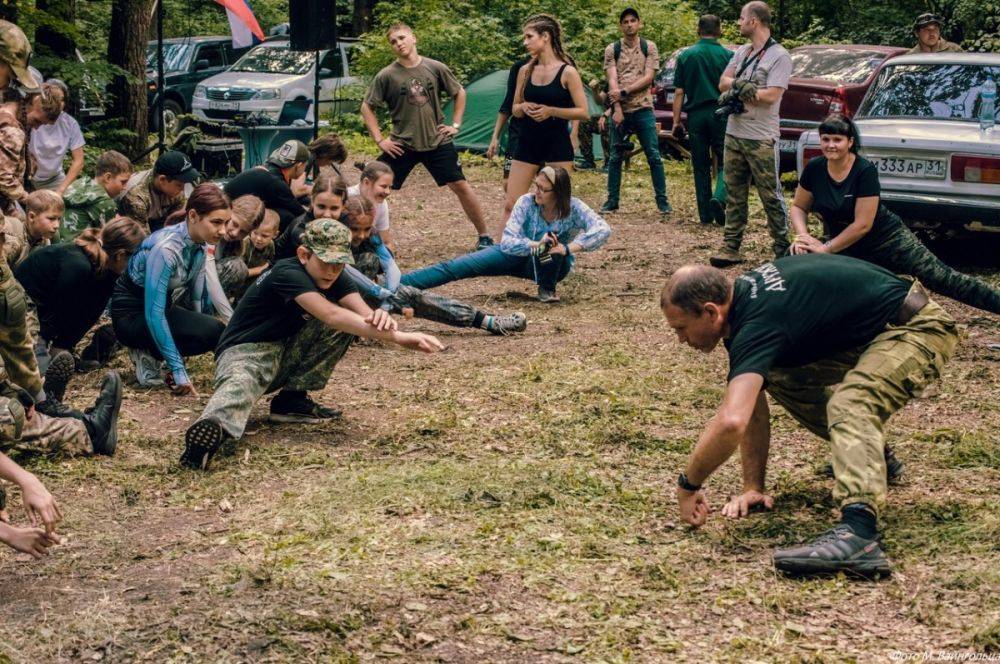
[850,223,1000,315]
[766,285,958,515]
[577,115,610,166]
[0,394,90,456]
[216,254,251,303]
[198,319,355,439]
[0,265,43,399]
[721,134,789,257]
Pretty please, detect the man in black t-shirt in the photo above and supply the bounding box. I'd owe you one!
[181,218,444,471]
[223,140,311,233]
[660,255,959,577]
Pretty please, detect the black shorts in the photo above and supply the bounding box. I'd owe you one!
[512,128,574,166]
[379,142,465,189]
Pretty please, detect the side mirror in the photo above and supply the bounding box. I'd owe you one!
[195,59,211,71]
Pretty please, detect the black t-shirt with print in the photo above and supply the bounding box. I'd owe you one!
[798,155,904,255]
[216,257,357,356]
[724,254,910,382]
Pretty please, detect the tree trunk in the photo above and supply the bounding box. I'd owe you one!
[35,0,76,60]
[108,0,154,158]
[351,0,377,36]
[0,1,16,22]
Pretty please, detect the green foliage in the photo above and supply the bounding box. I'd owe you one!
[353,0,698,85]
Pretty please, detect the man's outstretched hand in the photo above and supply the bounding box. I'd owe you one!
[677,486,710,528]
[721,490,773,519]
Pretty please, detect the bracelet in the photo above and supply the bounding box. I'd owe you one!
[823,240,834,252]
[678,472,702,492]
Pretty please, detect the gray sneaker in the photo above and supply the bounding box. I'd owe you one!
[773,524,891,578]
[537,287,560,303]
[129,348,164,387]
[487,312,527,335]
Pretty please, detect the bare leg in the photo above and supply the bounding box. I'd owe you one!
[446,180,488,236]
[502,160,541,227]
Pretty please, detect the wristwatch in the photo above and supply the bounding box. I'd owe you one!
[678,472,702,492]
[451,122,461,130]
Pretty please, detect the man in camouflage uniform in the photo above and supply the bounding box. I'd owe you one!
[118,150,198,233]
[181,218,444,471]
[662,255,959,577]
[0,20,40,217]
[907,13,964,54]
[710,2,791,267]
[61,150,133,240]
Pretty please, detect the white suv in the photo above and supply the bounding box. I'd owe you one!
[192,37,358,125]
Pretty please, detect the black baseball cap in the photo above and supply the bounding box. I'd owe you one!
[619,7,640,22]
[153,150,200,183]
[913,13,943,31]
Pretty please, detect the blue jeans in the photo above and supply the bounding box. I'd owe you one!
[605,107,669,209]
[400,246,572,292]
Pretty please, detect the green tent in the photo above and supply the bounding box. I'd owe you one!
[443,69,604,158]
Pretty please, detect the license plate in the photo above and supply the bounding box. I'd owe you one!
[665,92,675,104]
[871,156,946,180]
[779,139,798,153]
[208,100,239,110]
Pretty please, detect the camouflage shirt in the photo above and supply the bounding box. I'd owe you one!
[0,108,27,214]
[118,169,184,233]
[62,177,117,240]
[0,214,47,270]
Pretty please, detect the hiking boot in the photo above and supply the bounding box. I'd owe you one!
[129,348,164,387]
[709,249,746,268]
[599,201,619,213]
[475,235,495,251]
[575,160,597,171]
[657,202,674,217]
[43,349,74,404]
[181,418,230,470]
[487,312,527,336]
[773,524,891,578]
[78,323,118,372]
[269,391,342,423]
[82,371,123,456]
[36,397,83,420]
[709,198,726,225]
[537,287,560,303]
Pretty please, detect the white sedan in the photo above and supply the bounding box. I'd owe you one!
[797,52,1000,233]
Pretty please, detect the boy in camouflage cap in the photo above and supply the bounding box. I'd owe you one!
[61,150,133,240]
[182,218,444,471]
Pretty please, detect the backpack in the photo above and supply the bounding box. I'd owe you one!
[613,38,649,63]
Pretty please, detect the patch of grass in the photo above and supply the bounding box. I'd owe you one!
[920,428,1000,469]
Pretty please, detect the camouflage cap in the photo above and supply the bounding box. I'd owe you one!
[0,21,39,92]
[267,139,312,168]
[302,218,354,265]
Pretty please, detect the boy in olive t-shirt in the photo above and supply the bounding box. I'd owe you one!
[360,22,491,250]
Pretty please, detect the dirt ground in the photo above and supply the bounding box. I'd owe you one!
[1,156,998,663]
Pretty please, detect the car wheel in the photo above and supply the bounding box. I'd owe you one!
[152,99,184,134]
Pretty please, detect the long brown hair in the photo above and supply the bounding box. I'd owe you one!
[185,183,231,216]
[540,165,572,219]
[522,14,575,85]
[75,216,146,275]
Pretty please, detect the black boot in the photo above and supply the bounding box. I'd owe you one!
[43,349,74,402]
[181,418,231,470]
[77,324,119,373]
[81,371,123,456]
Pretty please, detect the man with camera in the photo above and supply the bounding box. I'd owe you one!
[709,1,791,268]
[671,15,732,226]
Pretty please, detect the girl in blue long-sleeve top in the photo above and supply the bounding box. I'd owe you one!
[401,166,611,302]
[110,184,231,394]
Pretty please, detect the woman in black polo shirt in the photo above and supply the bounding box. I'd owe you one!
[789,114,999,314]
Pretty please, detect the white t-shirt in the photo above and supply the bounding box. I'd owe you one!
[347,183,390,232]
[725,41,792,141]
[29,112,85,181]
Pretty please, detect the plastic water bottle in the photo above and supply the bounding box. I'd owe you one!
[981,78,996,132]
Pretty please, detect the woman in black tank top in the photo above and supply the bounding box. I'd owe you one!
[502,14,589,225]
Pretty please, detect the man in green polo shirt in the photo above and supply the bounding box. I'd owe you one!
[672,15,732,226]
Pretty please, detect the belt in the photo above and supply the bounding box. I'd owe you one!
[891,285,929,325]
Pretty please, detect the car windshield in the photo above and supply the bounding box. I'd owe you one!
[790,48,888,85]
[858,63,1000,121]
[230,45,314,75]
[147,43,192,72]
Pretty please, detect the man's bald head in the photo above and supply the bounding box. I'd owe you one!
[661,265,732,315]
[743,1,772,27]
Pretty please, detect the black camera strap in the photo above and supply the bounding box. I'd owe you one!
[735,36,776,80]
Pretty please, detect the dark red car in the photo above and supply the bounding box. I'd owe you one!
[777,44,907,171]
[652,44,735,149]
